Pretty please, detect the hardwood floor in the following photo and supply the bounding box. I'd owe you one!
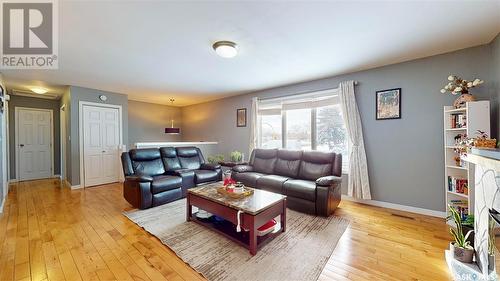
[0,179,451,281]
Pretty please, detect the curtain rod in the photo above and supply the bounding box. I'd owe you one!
[258,81,358,101]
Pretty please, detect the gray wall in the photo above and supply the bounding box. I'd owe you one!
[128,100,182,145]
[8,95,61,179]
[182,43,497,212]
[68,86,128,186]
[491,34,500,139]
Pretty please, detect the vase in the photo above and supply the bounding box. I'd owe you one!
[453,93,476,108]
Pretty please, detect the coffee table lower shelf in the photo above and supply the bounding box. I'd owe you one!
[189,213,283,253]
[186,192,286,255]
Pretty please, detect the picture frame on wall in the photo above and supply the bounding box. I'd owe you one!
[236,108,247,127]
[376,88,401,120]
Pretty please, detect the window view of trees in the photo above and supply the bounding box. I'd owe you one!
[316,105,348,158]
[286,108,311,150]
[260,114,282,149]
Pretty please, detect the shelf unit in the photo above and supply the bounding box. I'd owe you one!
[444,101,490,224]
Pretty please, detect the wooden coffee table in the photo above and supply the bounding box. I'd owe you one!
[186,182,287,255]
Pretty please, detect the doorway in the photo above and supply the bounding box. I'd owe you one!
[15,107,53,181]
[80,102,122,187]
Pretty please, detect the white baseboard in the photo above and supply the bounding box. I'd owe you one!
[8,179,18,183]
[341,195,446,218]
[71,184,82,190]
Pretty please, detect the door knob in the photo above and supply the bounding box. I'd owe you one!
[102,150,106,153]
[19,144,24,147]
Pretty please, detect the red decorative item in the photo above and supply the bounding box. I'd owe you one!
[223,178,236,186]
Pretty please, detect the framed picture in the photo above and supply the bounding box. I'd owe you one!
[236,108,247,127]
[376,88,401,120]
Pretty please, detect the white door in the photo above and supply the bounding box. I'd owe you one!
[83,105,120,187]
[17,108,52,181]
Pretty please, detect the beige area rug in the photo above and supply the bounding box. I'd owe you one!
[124,199,349,281]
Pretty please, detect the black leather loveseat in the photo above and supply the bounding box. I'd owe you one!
[121,146,222,209]
[232,148,342,216]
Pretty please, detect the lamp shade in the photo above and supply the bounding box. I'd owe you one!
[165,127,180,134]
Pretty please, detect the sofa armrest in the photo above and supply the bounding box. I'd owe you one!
[123,178,153,209]
[232,165,253,173]
[125,174,154,182]
[315,177,342,216]
[316,176,342,187]
[200,163,221,170]
[166,169,195,196]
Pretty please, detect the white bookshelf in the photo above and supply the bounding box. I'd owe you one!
[444,101,490,224]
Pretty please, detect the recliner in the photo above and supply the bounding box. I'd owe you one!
[121,146,222,209]
[232,148,342,216]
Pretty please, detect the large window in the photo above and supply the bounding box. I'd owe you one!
[260,114,282,149]
[286,108,311,150]
[257,90,349,172]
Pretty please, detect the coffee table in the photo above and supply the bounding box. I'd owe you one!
[186,182,287,255]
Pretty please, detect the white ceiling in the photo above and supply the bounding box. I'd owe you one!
[2,1,499,106]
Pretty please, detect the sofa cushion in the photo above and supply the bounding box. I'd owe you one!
[129,148,161,161]
[129,148,165,176]
[256,175,289,194]
[284,179,316,201]
[298,151,335,181]
[160,147,182,172]
[151,175,182,194]
[274,150,303,178]
[176,147,202,170]
[193,170,219,184]
[232,172,265,188]
[252,149,278,173]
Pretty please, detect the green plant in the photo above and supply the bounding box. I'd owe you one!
[207,154,224,164]
[230,151,243,162]
[447,204,473,249]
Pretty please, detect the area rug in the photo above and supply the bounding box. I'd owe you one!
[124,199,349,281]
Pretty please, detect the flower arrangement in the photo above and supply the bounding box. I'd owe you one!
[440,75,484,95]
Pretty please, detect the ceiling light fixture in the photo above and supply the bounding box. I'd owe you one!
[31,87,48,94]
[213,41,238,58]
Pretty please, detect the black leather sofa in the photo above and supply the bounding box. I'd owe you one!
[232,148,342,216]
[121,146,222,209]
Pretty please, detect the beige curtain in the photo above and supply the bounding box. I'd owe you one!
[339,81,371,199]
[249,97,259,158]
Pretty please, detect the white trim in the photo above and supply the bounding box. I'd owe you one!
[79,101,123,189]
[8,179,18,183]
[14,107,54,181]
[60,104,66,181]
[134,141,218,148]
[71,184,82,190]
[341,195,446,218]
[2,95,8,208]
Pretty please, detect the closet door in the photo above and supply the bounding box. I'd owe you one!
[83,105,120,187]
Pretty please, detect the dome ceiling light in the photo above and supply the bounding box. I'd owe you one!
[30,87,48,94]
[212,41,238,58]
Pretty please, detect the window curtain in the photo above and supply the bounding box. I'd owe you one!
[339,81,371,199]
[249,97,259,158]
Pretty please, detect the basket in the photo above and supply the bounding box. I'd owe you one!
[217,186,254,199]
[474,139,497,148]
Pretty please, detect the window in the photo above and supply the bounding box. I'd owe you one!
[260,114,282,149]
[286,108,311,150]
[316,105,348,157]
[257,90,349,173]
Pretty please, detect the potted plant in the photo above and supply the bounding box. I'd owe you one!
[447,204,474,263]
[462,214,474,247]
[230,151,243,163]
[440,75,484,108]
[207,154,225,164]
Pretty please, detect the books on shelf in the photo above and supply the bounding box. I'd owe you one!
[449,199,469,220]
[448,176,468,194]
[450,113,467,128]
